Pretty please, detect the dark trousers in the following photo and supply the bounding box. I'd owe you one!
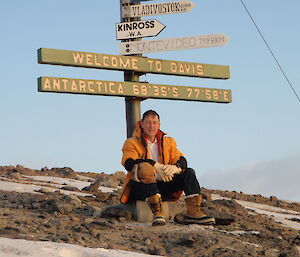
[129,168,201,201]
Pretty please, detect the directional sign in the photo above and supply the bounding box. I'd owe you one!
[38,77,232,103]
[116,19,165,40]
[122,0,196,18]
[38,48,230,79]
[120,34,229,55]
[123,0,154,3]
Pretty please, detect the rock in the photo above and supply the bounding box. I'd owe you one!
[73,205,95,217]
[31,202,42,209]
[39,187,52,193]
[60,186,79,192]
[55,203,74,215]
[9,172,21,179]
[145,238,152,246]
[0,227,20,236]
[118,217,126,223]
[292,235,300,245]
[43,219,62,228]
[174,213,185,224]
[201,189,212,201]
[92,206,102,217]
[270,195,278,201]
[150,246,167,256]
[41,167,49,172]
[82,179,101,192]
[69,194,82,206]
[168,197,186,220]
[288,217,300,223]
[0,218,7,229]
[83,218,94,224]
[70,216,80,223]
[177,236,196,246]
[99,175,118,189]
[205,210,235,225]
[57,233,69,242]
[101,204,133,220]
[113,172,127,186]
[50,167,77,178]
[95,192,112,202]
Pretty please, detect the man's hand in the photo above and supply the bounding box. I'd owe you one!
[163,165,182,177]
[154,163,173,182]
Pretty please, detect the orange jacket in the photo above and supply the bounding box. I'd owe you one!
[120,120,184,203]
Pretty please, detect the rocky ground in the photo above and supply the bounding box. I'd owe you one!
[0,165,299,257]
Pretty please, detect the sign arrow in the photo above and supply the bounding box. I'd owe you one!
[122,0,196,18]
[120,34,229,55]
[116,19,165,40]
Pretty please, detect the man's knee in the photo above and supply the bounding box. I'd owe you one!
[136,162,156,184]
[184,168,196,177]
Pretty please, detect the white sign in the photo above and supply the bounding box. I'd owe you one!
[116,19,165,40]
[120,34,230,55]
[122,0,154,3]
[122,0,195,18]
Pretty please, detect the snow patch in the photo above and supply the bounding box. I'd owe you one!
[23,175,116,193]
[0,237,159,257]
[212,194,300,230]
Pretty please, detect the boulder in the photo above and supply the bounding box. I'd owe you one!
[50,167,77,178]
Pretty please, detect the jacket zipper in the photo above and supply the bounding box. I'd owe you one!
[161,135,165,164]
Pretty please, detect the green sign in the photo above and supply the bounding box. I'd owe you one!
[38,48,230,79]
[38,77,232,103]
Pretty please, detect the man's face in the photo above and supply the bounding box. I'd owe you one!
[141,115,160,139]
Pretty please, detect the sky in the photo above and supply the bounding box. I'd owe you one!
[1,0,299,201]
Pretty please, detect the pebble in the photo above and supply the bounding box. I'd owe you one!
[145,238,152,245]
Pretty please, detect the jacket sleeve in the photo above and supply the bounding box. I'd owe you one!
[121,139,156,171]
[176,156,187,171]
[121,139,140,168]
[169,137,187,171]
[124,158,155,172]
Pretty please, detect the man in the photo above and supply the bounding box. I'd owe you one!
[121,110,215,226]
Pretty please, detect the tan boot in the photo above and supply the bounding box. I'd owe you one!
[146,194,166,226]
[185,194,215,225]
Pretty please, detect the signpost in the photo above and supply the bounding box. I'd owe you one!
[37,0,232,138]
[121,0,143,137]
[39,76,232,103]
[120,33,229,55]
[116,19,165,40]
[122,0,196,18]
[38,48,230,79]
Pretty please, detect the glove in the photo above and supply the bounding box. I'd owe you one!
[163,165,182,177]
[154,163,173,182]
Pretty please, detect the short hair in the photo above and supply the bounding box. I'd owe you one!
[142,110,160,121]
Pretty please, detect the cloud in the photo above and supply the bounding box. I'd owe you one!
[199,152,300,202]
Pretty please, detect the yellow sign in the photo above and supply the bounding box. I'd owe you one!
[38,48,230,79]
[38,77,232,103]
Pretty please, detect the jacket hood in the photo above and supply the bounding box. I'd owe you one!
[132,120,143,139]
